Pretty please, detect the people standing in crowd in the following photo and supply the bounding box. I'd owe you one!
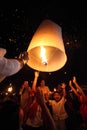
[19,81,31,110]
[38,79,50,95]
[49,82,68,130]
[35,88,57,130]
[19,71,57,130]
[32,71,50,95]
[69,76,87,130]
[19,81,33,127]
[32,71,52,114]
[65,79,82,130]
[19,78,43,130]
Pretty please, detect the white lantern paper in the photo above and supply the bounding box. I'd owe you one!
[27,19,67,72]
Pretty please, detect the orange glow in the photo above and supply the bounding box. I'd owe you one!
[40,46,48,65]
[54,88,56,91]
[8,87,13,92]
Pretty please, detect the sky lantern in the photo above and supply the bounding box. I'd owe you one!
[27,19,67,72]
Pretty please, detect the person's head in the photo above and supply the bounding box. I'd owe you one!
[40,79,45,87]
[56,84,62,92]
[53,91,62,102]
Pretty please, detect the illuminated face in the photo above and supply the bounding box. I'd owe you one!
[53,92,61,102]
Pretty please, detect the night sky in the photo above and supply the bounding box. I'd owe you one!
[0,2,87,91]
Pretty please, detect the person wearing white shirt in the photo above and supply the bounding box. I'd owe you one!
[0,48,29,82]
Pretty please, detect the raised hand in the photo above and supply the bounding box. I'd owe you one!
[61,82,66,89]
[69,80,72,87]
[73,76,76,83]
[35,71,39,78]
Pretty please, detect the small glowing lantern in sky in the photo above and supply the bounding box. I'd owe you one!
[27,19,67,72]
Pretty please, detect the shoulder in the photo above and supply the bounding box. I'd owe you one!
[45,86,50,90]
[49,100,56,104]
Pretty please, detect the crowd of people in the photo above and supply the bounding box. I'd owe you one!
[0,47,87,130]
[18,71,87,130]
[0,70,87,130]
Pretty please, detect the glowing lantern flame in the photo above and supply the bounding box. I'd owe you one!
[40,46,48,65]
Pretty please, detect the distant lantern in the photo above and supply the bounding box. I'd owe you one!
[27,19,67,72]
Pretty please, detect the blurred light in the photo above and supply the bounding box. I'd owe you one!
[54,88,56,91]
[8,86,13,92]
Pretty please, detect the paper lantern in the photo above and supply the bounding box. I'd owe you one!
[27,19,67,72]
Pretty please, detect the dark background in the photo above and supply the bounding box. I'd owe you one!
[0,1,87,91]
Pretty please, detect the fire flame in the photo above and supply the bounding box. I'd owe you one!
[40,46,48,65]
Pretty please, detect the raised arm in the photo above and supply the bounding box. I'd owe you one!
[69,79,79,97]
[32,71,39,91]
[61,82,67,97]
[0,50,29,82]
[19,81,29,95]
[72,76,85,96]
[35,88,57,130]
